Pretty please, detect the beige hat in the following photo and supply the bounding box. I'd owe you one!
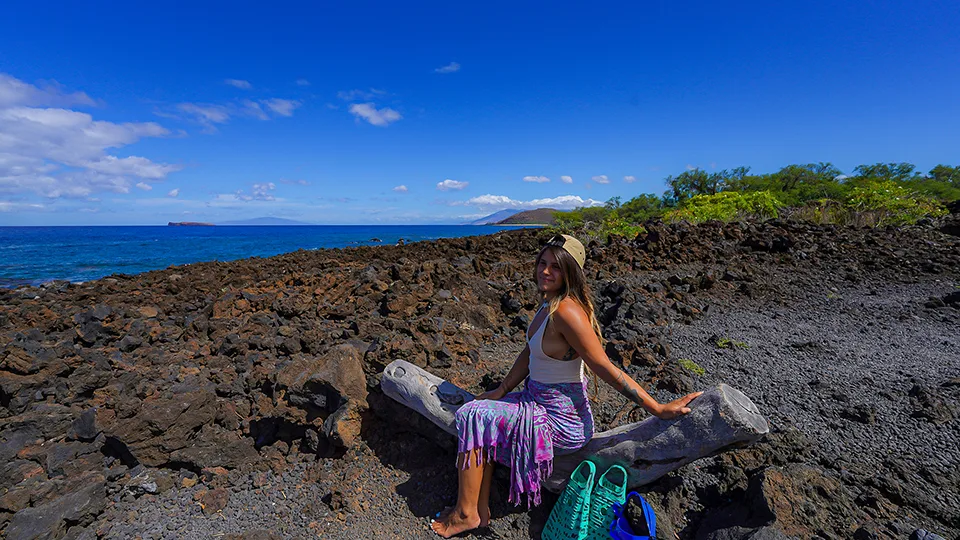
[545,234,586,269]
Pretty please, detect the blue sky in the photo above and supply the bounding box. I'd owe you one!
[1,0,958,225]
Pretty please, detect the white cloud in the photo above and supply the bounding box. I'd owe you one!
[591,175,609,184]
[177,103,230,123]
[135,182,152,191]
[251,182,276,200]
[437,179,468,191]
[175,102,231,131]
[393,185,408,192]
[337,89,386,102]
[262,98,300,117]
[83,155,180,179]
[462,194,515,206]
[458,194,602,210]
[686,164,697,171]
[0,76,179,200]
[241,100,269,120]
[349,103,402,126]
[239,99,300,119]
[0,201,46,212]
[522,175,550,183]
[170,98,300,130]
[0,73,96,108]
[167,188,179,197]
[434,62,461,74]
[624,175,637,183]
[225,79,252,90]
[280,178,310,186]
[296,79,311,86]
[227,182,279,202]
[560,175,573,184]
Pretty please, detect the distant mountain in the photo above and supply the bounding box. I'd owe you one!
[468,209,522,225]
[217,217,314,226]
[496,208,558,225]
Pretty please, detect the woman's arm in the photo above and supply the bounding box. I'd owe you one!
[552,300,701,419]
[476,345,531,401]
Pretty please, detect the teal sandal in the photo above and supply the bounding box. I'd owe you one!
[585,464,628,540]
[542,460,596,540]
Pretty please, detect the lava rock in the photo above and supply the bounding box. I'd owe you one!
[67,409,100,442]
[200,487,229,515]
[5,482,105,540]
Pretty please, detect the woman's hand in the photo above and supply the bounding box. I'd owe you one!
[654,391,703,420]
[475,386,507,401]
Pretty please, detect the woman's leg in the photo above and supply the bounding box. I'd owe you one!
[437,457,493,526]
[477,458,494,525]
[430,449,485,537]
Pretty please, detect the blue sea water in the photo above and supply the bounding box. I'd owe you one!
[0,225,532,287]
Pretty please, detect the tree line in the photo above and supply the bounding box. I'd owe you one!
[553,162,959,234]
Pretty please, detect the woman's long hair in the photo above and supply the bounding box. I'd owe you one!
[534,245,603,395]
[535,245,603,344]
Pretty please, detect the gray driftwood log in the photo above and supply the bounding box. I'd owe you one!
[381,359,769,492]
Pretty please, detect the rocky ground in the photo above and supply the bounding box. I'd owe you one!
[1,211,958,539]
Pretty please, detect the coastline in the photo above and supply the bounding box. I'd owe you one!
[1,220,958,538]
[0,224,536,288]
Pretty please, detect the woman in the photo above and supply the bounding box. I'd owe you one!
[430,234,702,538]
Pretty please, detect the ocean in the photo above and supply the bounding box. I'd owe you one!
[0,225,533,287]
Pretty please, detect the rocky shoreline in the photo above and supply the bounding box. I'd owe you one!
[1,213,958,539]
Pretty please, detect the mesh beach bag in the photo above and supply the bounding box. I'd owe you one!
[542,459,596,540]
[585,464,628,540]
[609,491,657,540]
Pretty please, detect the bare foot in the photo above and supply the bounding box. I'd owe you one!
[435,505,490,527]
[430,508,482,538]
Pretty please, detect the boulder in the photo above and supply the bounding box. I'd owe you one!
[746,464,863,538]
[67,409,99,441]
[275,344,369,448]
[102,389,218,466]
[5,481,105,540]
[169,431,258,470]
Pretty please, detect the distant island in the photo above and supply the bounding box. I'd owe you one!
[167,221,215,226]
[465,208,557,226]
[467,209,522,225]
[494,207,557,226]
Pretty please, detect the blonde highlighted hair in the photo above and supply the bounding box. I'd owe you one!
[535,244,603,396]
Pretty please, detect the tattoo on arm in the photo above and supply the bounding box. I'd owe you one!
[614,370,643,406]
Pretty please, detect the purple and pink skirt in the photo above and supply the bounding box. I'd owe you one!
[454,377,594,507]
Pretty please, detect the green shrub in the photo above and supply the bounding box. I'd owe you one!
[678,358,705,376]
[714,337,749,349]
[846,180,947,226]
[789,199,850,225]
[617,194,667,223]
[665,191,784,223]
[600,214,646,239]
[549,212,646,244]
[552,211,585,233]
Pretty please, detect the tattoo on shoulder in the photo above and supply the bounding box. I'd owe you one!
[615,370,643,405]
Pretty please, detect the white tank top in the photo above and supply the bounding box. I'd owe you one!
[528,303,584,384]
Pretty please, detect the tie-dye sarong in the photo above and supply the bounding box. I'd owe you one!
[454,377,594,507]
